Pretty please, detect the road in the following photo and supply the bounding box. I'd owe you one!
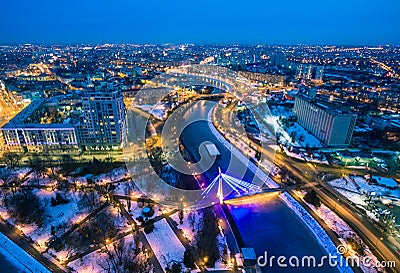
[0,220,65,273]
[0,89,22,127]
[277,159,400,271]
[215,101,400,272]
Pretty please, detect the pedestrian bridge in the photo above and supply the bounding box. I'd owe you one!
[201,168,284,205]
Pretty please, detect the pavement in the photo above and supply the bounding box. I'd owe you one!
[0,220,65,273]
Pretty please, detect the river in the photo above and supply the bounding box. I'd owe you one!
[179,100,339,273]
[0,250,21,273]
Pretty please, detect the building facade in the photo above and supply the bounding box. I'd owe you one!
[294,95,357,146]
[296,64,324,81]
[78,88,126,150]
[1,100,78,152]
[1,86,127,152]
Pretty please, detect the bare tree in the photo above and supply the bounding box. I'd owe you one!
[29,158,46,188]
[99,238,152,273]
[1,152,21,169]
[0,169,15,205]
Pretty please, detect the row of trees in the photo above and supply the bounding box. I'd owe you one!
[5,189,45,227]
[67,209,117,250]
[184,207,220,269]
[99,238,152,273]
[0,152,21,169]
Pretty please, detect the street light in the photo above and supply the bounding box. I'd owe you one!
[334,198,340,211]
[375,237,383,248]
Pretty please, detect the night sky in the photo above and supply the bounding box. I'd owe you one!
[0,0,399,45]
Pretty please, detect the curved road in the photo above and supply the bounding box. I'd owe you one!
[216,101,400,272]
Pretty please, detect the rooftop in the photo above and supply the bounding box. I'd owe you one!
[296,93,356,117]
[1,98,76,129]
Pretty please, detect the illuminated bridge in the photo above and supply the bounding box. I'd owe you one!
[201,168,284,205]
[127,64,278,208]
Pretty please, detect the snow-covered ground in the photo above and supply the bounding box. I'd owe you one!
[209,113,353,273]
[0,231,51,273]
[171,210,202,244]
[73,167,128,186]
[225,133,257,159]
[145,218,186,272]
[68,248,108,273]
[134,103,168,120]
[329,176,400,235]
[69,233,146,273]
[171,209,233,271]
[282,146,329,165]
[330,176,400,201]
[281,192,353,273]
[18,190,90,252]
[267,106,324,148]
[0,165,148,272]
[296,190,384,273]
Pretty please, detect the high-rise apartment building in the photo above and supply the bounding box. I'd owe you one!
[296,64,324,81]
[313,66,324,81]
[78,88,126,150]
[296,64,313,80]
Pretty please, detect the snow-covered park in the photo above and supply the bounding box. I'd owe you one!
[329,176,400,205]
[267,105,324,148]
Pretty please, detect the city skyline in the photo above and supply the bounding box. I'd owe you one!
[0,2,399,271]
[0,42,399,273]
[1,0,399,45]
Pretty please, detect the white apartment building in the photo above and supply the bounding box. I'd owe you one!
[294,95,357,146]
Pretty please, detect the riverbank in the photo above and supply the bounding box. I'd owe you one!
[208,105,353,273]
[0,231,51,273]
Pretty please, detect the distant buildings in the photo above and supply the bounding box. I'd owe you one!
[238,71,285,86]
[296,64,324,81]
[1,44,399,152]
[294,95,357,146]
[313,66,324,81]
[271,53,287,68]
[14,74,56,82]
[296,64,312,80]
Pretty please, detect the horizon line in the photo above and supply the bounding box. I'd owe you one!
[0,42,399,47]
